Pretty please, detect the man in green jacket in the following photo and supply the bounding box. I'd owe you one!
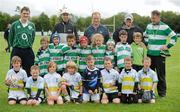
[9,6,36,77]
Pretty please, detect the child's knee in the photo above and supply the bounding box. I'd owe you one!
[112,98,120,104]
[8,100,16,105]
[57,96,63,104]
[20,100,27,105]
[47,100,54,106]
[150,99,155,103]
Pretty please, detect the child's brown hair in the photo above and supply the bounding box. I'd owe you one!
[30,65,40,72]
[11,56,22,64]
[133,32,142,39]
[86,55,95,62]
[67,34,76,41]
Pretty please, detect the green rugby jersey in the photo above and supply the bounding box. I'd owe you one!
[115,43,132,68]
[9,20,35,48]
[64,46,78,68]
[35,48,50,77]
[92,45,106,69]
[49,43,70,71]
[77,45,92,72]
[144,21,177,56]
[131,42,147,66]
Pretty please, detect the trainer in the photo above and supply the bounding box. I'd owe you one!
[144,10,177,97]
[9,6,35,77]
[84,11,109,43]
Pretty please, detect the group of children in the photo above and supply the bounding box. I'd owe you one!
[5,30,158,105]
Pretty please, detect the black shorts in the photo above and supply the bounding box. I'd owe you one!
[120,94,138,104]
[106,92,119,102]
[8,98,27,103]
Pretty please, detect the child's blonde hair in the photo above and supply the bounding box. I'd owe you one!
[66,61,78,72]
[133,32,142,39]
[86,55,95,62]
[91,33,104,47]
[47,61,57,72]
[30,65,40,72]
[143,57,151,63]
[40,37,49,43]
[11,56,21,64]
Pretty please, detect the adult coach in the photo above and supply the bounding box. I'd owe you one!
[113,13,143,44]
[9,6,35,77]
[84,12,109,43]
[144,10,177,97]
[4,23,11,52]
[51,7,78,43]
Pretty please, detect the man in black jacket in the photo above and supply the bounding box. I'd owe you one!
[51,7,78,43]
[113,14,143,44]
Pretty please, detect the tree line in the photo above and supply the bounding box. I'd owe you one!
[0,11,180,32]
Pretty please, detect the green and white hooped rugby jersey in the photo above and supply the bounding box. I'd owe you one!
[119,68,138,94]
[49,43,70,71]
[77,45,92,72]
[35,48,50,77]
[115,43,132,68]
[92,45,106,69]
[144,21,177,56]
[138,68,158,91]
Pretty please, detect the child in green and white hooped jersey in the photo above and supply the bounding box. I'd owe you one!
[91,33,106,70]
[105,38,115,67]
[115,30,132,72]
[49,33,70,75]
[64,34,78,69]
[77,36,92,74]
[35,37,50,77]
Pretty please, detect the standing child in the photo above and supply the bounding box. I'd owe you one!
[105,38,115,67]
[91,33,106,70]
[44,62,63,105]
[137,57,158,103]
[35,37,50,77]
[49,33,70,75]
[64,34,78,68]
[26,65,44,106]
[61,61,82,103]
[5,56,27,105]
[77,36,92,74]
[82,55,102,103]
[115,30,132,72]
[131,32,147,71]
[119,57,139,104]
[100,57,120,104]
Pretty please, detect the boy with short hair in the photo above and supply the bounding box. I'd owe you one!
[101,57,120,104]
[119,57,139,104]
[64,34,78,68]
[5,56,27,105]
[49,33,70,75]
[35,37,50,77]
[115,30,132,72]
[131,32,147,71]
[82,55,102,103]
[137,57,158,103]
[26,65,45,106]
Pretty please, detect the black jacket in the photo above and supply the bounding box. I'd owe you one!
[113,24,143,44]
[51,21,78,42]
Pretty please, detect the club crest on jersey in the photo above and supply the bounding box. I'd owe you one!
[17,25,21,29]
[88,72,91,75]
[28,25,32,30]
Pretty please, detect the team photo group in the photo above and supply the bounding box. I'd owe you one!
[5,6,177,106]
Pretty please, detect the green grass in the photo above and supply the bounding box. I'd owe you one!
[0,34,180,112]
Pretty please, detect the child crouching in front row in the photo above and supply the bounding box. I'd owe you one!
[61,61,82,104]
[26,65,45,106]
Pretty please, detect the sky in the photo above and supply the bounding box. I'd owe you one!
[0,0,180,18]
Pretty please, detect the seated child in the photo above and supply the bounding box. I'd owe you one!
[26,65,45,106]
[61,61,82,103]
[82,55,102,103]
[101,57,120,104]
[5,56,27,105]
[119,57,139,104]
[137,57,158,103]
[44,61,63,105]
